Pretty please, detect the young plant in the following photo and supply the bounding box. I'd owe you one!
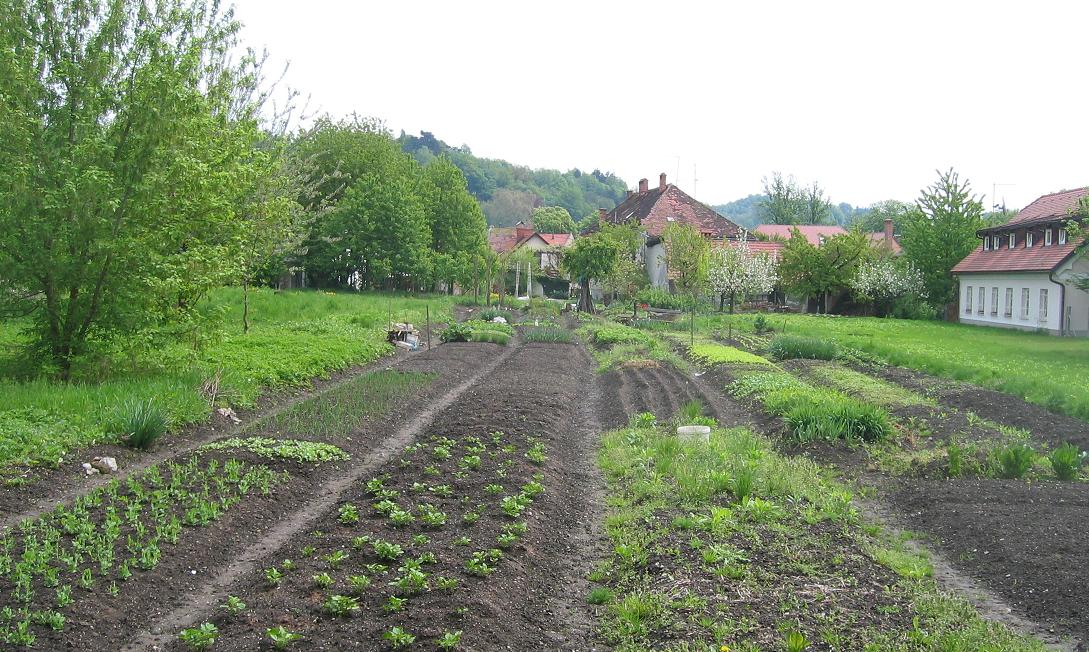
[1049,443,1086,480]
[384,595,408,613]
[338,503,360,524]
[179,622,218,650]
[348,574,371,595]
[383,626,416,648]
[221,595,247,617]
[997,443,1035,479]
[324,550,349,569]
[373,540,404,561]
[267,626,303,649]
[323,594,361,617]
[437,630,463,649]
[785,630,810,652]
[265,567,284,587]
[313,572,334,588]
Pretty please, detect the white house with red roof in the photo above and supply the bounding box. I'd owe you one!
[951,188,1089,335]
[486,225,575,297]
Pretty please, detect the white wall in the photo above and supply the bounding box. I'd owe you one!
[645,243,669,288]
[958,272,1068,334]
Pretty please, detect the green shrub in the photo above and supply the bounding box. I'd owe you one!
[783,396,891,443]
[753,314,772,334]
[996,443,1035,479]
[636,287,692,310]
[767,335,840,361]
[1048,443,1085,480]
[119,398,168,450]
[471,330,509,345]
[478,308,506,321]
[470,320,514,336]
[523,327,574,343]
[439,323,473,343]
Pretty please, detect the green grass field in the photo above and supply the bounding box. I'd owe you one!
[699,312,1089,422]
[0,288,456,482]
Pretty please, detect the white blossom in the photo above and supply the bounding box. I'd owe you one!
[709,240,779,308]
[850,259,927,303]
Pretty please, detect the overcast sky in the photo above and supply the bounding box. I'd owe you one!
[232,0,1089,211]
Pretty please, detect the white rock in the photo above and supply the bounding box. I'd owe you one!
[491,316,507,324]
[82,462,99,476]
[91,456,118,474]
[215,407,242,424]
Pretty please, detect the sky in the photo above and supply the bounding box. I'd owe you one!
[231,0,1089,211]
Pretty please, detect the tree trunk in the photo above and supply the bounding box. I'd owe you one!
[578,278,594,313]
[243,278,250,334]
[729,291,736,314]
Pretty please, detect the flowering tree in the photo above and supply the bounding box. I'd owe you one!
[849,259,927,316]
[708,240,779,312]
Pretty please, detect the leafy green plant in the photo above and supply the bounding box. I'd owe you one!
[373,539,404,561]
[785,629,810,652]
[267,626,302,649]
[338,503,360,524]
[767,335,840,361]
[264,567,283,587]
[587,587,614,605]
[179,622,218,650]
[384,626,416,648]
[1048,443,1085,480]
[440,322,473,343]
[384,595,407,613]
[119,398,168,450]
[221,595,246,617]
[323,594,361,617]
[996,443,1035,479]
[348,574,371,595]
[203,437,349,463]
[313,572,334,588]
[947,443,964,477]
[437,630,463,649]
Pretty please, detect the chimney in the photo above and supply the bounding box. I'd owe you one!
[638,178,649,193]
[883,218,894,241]
[598,208,607,220]
[626,190,634,199]
[659,173,667,191]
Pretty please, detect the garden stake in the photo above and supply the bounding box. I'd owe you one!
[426,305,431,350]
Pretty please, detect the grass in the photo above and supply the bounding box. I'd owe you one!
[579,320,689,373]
[766,334,840,360]
[700,312,1089,422]
[688,342,771,366]
[522,327,575,344]
[0,289,454,481]
[805,364,931,407]
[593,418,1048,651]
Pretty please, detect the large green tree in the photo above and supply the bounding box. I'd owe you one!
[562,233,624,313]
[531,206,576,234]
[779,229,875,313]
[0,0,266,376]
[901,169,985,308]
[759,172,832,225]
[422,156,487,292]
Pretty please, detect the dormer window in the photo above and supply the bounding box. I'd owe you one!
[1045,228,1053,246]
[1026,232,1034,247]
[992,235,1000,250]
[983,237,990,251]
[1059,228,1068,245]
[1008,233,1016,249]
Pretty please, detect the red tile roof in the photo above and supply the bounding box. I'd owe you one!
[755,224,847,246]
[1007,187,1088,226]
[714,239,784,259]
[604,185,743,240]
[537,233,574,247]
[867,232,903,254]
[951,238,1081,273]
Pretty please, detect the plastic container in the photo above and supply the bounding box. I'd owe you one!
[676,425,711,444]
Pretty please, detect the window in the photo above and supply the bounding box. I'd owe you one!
[992,235,1001,250]
[977,287,985,315]
[1009,233,1016,248]
[1059,228,1068,245]
[1021,288,1030,319]
[965,286,973,314]
[983,237,990,251]
[1045,228,1053,246]
[991,288,998,316]
[1040,289,1049,322]
[1026,231,1034,247]
[1004,288,1013,318]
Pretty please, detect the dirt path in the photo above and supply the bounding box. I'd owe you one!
[121,342,520,651]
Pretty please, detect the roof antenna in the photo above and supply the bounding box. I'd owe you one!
[693,163,698,196]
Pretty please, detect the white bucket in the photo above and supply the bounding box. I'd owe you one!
[676,425,711,444]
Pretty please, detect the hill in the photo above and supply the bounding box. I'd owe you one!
[398,131,628,228]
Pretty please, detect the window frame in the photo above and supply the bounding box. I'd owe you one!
[1009,232,1016,249]
[1045,228,1053,246]
[1004,288,1013,318]
[977,286,985,315]
[1040,288,1049,322]
[965,285,973,314]
[1021,288,1030,319]
[1026,231,1034,247]
[983,237,990,251]
[1059,228,1068,245]
[990,287,998,316]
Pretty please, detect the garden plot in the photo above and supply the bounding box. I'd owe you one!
[170,340,604,651]
[0,341,508,650]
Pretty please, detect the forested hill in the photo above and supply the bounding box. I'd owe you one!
[398,131,628,227]
[712,194,872,229]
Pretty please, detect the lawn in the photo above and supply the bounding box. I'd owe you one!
[700,312,1089,422]
[0,288,456,481]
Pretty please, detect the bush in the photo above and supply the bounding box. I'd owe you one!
[996,443,1035,479]
[767,335,840,361]
[783,397,891,443]
[439,323,473,343]
[635,287,691,311]
[753,314,772,334]
[471,330,509,345]
[1048,443,1085,480]
[523,327,574,344]
[119,398,168,450]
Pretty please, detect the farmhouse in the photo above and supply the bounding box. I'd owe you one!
[601,173,746,287]
[951,188,1089,335]
[487,225,574,297]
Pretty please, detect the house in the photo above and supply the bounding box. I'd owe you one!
[486,225,575,297]
[601,173,746,287]
[951,188,1088,335]
[755,219,902,254]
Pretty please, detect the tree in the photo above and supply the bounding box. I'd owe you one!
[759,173,831,225]
[800,181,832,225]
[599,223,647,315]
[849,199,919,234]
[708,241,779,312]
[900,169,985,309]
[849,259,927,316]
[530,206,576,234]
[0,0,267,377]
[663,224,710,299]
[481,188,537,226]
[422,156,487,291]
[779,229,874,313]
[562,233,624,313]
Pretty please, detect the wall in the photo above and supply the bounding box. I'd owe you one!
[644,242,669,288]
[958,271,1076,334]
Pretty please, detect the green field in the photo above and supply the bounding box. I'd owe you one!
[698,312,1089,422]
[0,288,456,482]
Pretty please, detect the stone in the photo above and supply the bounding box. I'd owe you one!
[91,456,118,474]
[82,462,99,476]
[215,407,242,424]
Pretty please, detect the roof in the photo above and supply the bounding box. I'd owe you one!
[867,232,903,254]
[487,227,573,254]
[951,237,1081,274]
[714,239,784,258]
[1008,187,1088,226]
[755,224,847,246]
[604,184,744,240]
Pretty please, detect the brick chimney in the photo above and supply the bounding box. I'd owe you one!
[626,190,634,199]
[883,218,894,241]
[659,173,667,191]
[638,178,648,193]
[598,208,607,220]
